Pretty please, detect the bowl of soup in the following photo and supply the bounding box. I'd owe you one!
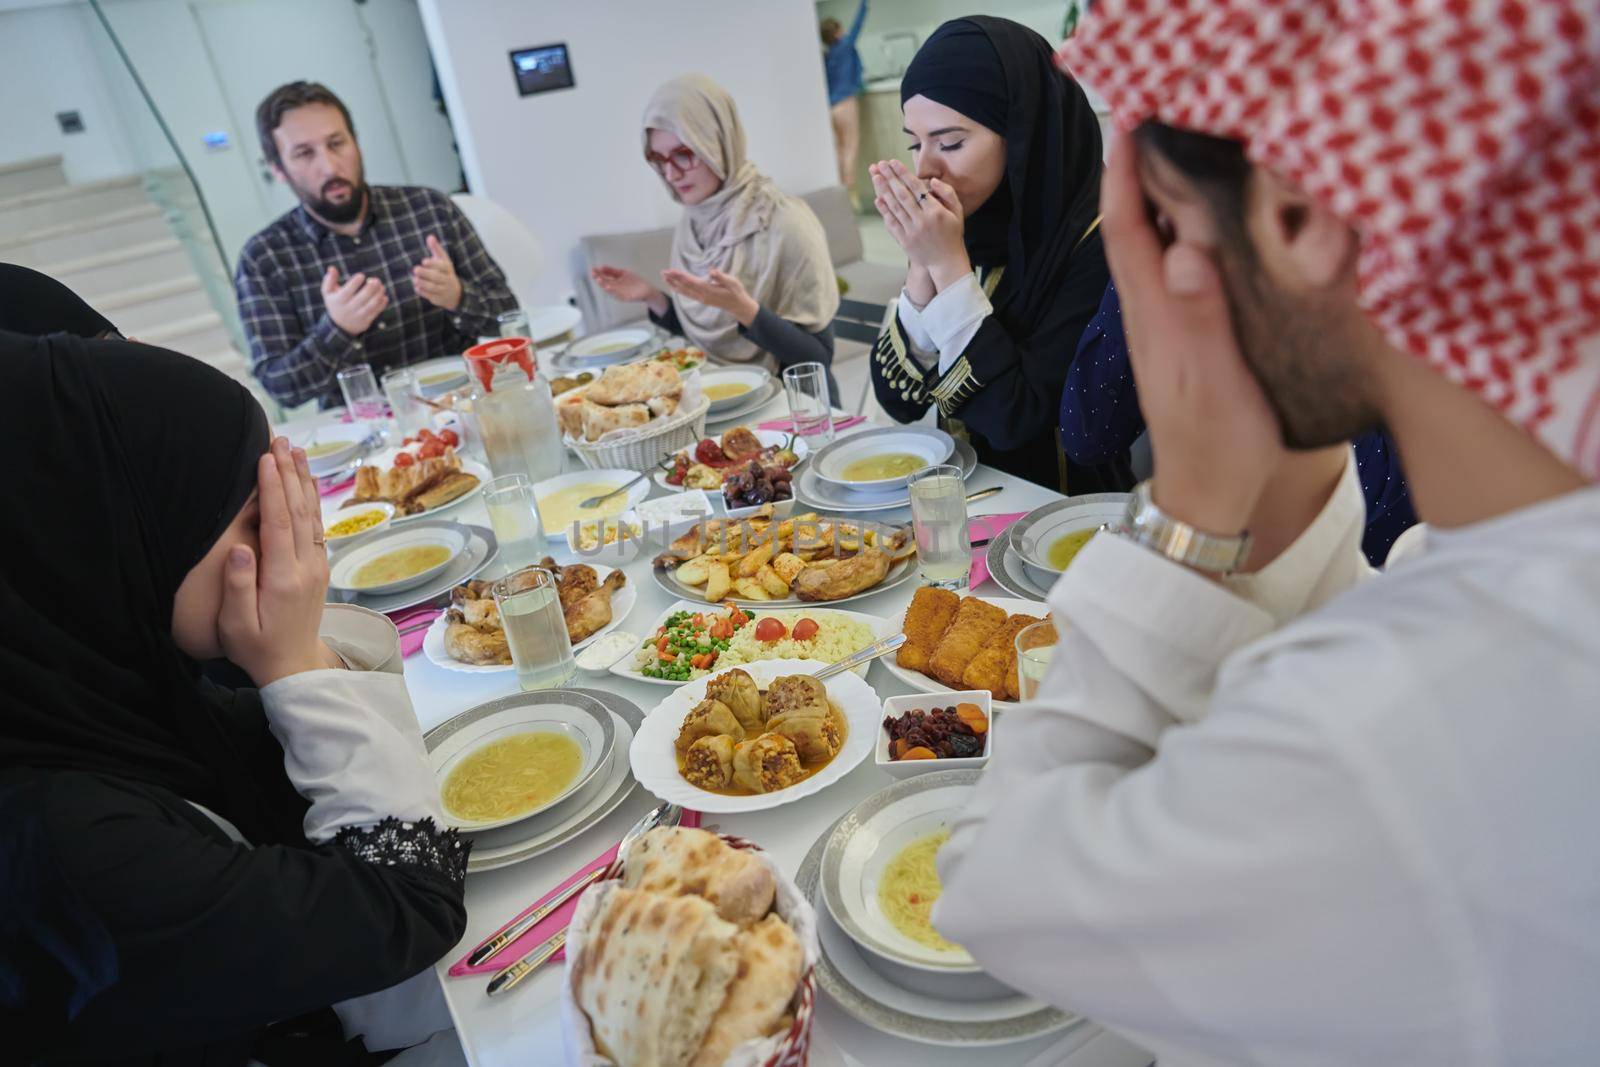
[699,367,770,413]
[531,468,652,547]
[426,690,617,833]
[300,428,368,477]
[813,427,955,493]
[565,326,654,365]
[328,523,470,597]
[1011,494,1130,590]
[819,769,1015,1000]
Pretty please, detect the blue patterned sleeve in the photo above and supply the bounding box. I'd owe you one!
[1059,284,1146,466]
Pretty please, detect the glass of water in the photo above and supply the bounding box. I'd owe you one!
[482,474,549,576]
[336,363,387,431]
[497,308,531,339]
[907,464,970,590]
[492,566,575,691]
[381,367,428,438]
[782,362,834,445]
[1014,619,1060,702]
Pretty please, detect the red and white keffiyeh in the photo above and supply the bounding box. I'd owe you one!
[1060,0,1600,475]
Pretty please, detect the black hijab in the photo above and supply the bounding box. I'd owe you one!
[0,264,119,338]
[900,16,1103,323]
[0,329,305,844]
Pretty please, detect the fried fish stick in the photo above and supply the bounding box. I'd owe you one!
[896,586,961,674]
[1005,612,1058,701]
[961,613,1040,698]
[928,598,1007,688]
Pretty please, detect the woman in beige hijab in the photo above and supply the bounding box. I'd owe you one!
[592,74,841,401]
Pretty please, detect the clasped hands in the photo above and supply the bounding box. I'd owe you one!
[869,159,971,300]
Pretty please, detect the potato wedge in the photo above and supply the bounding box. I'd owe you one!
[675,555,711,587]
[732,577,771,601]
[757,564,790,597]
[738,539,776,577]
[704,560,732,602]
[771,552,806,584]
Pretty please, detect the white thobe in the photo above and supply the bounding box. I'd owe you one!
[935,462,1600,1066]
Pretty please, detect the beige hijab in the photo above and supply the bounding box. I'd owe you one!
[642,74,839,365]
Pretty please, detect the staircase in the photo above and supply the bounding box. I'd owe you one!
[0,154,261,401]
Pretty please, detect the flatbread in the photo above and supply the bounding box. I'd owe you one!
[573,887,739,1067]
[687,914,804,1067]
[622,827,775,927]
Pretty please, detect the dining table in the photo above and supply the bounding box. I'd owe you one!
[284,381,1154,1067]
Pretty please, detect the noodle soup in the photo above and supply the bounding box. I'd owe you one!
[441,730,583,823]
[876,828,966,955]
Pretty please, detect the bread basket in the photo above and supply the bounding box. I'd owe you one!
[560,833,818,1067]
[566,394,712,473]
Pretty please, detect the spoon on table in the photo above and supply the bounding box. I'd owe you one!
[965,486,1002,504]
[579,454,676,510]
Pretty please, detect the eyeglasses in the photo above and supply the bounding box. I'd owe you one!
[645,146,699,176]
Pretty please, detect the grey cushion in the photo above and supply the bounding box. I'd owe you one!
[574,226,676,333]
[800,186,864,267]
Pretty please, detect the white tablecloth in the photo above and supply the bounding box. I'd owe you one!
[285,393,1151,1067]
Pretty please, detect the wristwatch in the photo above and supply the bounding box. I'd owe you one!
[1117,480,1253,575]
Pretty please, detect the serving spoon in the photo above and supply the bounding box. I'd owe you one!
[579,459,669,510]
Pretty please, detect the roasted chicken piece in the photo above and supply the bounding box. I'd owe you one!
[705,669,763,734]
[732,734,805,793]
[539,557,599,608]
[346,450,464,509]
[792,548,891,602]
[442,608,511,665]
[449,581,500,629]
[676,699,746,755]
[565,570,626,645]
[683,734,736,791]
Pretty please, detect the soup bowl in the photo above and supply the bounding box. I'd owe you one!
[328,523,470,597]
[532,468,652,548]
[425,690,617,834]
[699,367,771,414]
[820,770,1015,1001]
[1010,494,1129,591]
[300,427,369,477]
[813,427,955,494]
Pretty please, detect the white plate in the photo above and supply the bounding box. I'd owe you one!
[796,810,1077,1046]
[566,326,654,364]
[532,468,652,546]
[813,427,955,493]
[420,562,638,674]
[329,522,470,596]
[876,595,1051,709]
[426,690,616,832]
[1010,494,1129,588]
[527,304,583,344]
[981,523,1049,603]
[629,659,880,813]
[331,523,497,614]
[320,451,489,526]
[650,538,920,609]
[300,426,370,476]
[430,688,642,874]
[651,428,811,497]
[700,366,773,413]
[796,438,978,514]
[408,356,471,397]
[608,599,894,687]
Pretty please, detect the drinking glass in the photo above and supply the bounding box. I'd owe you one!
[492,566,575,691]
[381,367,428,438]
[782,362,834,444]
[1015,619,1060,702]
[336,363,387,433]
[497,308,531,339]
[907,464,970,590]
[482,474,549,575]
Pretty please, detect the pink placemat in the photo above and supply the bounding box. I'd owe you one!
[448,810,704,976]
[967,511,1027,589]
[318,475,355,497]
[756,414,867,433]
[389,606,442,658]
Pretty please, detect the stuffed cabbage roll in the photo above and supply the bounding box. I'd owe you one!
[705,669,763,733]
[683,734,736,791]
[675,698,745,754]
[732,734,804,793]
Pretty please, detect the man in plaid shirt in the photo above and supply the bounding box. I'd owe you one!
[235,81,517,409]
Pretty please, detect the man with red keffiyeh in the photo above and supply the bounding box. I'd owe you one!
[934,3,1600,1063]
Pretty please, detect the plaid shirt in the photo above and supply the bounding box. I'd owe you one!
[234,185,516,409]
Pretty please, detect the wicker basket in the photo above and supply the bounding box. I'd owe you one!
[560,832,817,1067]
[566,395,712,473]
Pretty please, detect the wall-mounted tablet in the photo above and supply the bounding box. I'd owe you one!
[509,43,575,97]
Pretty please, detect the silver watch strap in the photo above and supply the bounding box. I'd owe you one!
[1118,480,1252,574]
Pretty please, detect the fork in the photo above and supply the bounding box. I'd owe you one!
[482,802,685,994]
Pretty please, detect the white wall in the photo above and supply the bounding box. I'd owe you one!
[419,0,839,307]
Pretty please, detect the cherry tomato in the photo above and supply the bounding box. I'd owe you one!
[402,435,417,446]
[791,618,819,642]
[708,618,732,640]
[438,428,460,448]
[392,451,416,468]
[417,427,438,441]
[754,617,787,643]
[417,439,446,460]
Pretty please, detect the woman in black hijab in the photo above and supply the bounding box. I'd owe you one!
[868,16,1124,492]
[1,327,467,1064]
[0,262,120,338]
